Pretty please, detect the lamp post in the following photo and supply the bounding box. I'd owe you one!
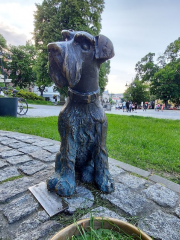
[125,81,136,99]
[0,49,12,88]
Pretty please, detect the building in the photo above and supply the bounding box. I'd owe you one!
[33,84,60,103]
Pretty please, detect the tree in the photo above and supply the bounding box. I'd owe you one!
[135,52,159,83]
[150,61,180,108]
[33,0,109,96]
[10,41,37,89]
[0,34,7,49]
[123,79,150,104]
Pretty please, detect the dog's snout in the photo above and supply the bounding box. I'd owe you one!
[48,43,60,52]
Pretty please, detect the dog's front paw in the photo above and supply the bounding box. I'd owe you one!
[46,172,61,191]
[55,173,75,197]
[95,171,115,193]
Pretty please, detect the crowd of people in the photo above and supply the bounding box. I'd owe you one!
[115,101,165,112]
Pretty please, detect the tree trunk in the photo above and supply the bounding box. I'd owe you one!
[165,99,168,109]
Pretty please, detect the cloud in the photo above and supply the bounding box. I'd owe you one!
[0,2,38,45]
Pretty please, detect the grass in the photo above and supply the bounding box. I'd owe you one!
[0,175,23,184]
[26,99,54,105]
[0,114,180,180]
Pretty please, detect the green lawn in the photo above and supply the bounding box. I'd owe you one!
[0,114,180,182]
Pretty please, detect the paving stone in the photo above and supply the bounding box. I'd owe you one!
[13,135,34,141]
[42,144,60,153]
[0,149,24,158]
[19,145,41,154]
[109,164,125,177]
[1,138,19,145]
[18,160,47,175]
[117,173,148,189]
[6,155,33,165]
[8,141,30,149]
[15,211,50,237]
[0,137,11,143]
[0,160,9,168]
[0,146,12,152]
[149,174,180,193]
[108,157,151,178]
[143,183,179,207]
[64,186,94,214]
[23,138,39,143]
[81,206,127,222]
[28,149,52,161]
[43,153,56,162]
[14,220,61,240]
[101,183,149,216]
[0,177,35,203]
[33,166,55,183]
[32,140,54,147]
[0,166,20,182]
[3,194,39,223]
[175,204,180,218]
[138,210,180,240]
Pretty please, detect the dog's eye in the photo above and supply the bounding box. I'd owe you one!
[81,43,90,51]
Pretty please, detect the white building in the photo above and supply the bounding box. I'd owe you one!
[33,84,60,103]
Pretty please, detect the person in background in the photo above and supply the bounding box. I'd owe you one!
[122,100,126,112]
[135,102,137,112]
[126,101,129,112]
[161,103,165,111]
[129,101,132,112]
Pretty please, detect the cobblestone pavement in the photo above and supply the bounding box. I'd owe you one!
[0,130,180,240]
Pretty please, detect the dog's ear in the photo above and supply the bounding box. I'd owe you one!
[63,46,83,88]
[95,35,115,62]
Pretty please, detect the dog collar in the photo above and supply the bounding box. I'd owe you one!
[68,88,100,104]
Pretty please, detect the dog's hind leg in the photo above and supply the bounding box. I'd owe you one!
[80,159,94,183]
[93,121,115,193]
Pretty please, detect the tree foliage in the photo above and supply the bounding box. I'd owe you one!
[33,0,109,96]
[123,79,150,104]
[0,34,7,49]
[9,41,37,89]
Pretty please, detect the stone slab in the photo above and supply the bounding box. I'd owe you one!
[149,174,180,193]
[14,220,61,240]
[18,160,47,175]
[0,177,35,203]
[143,183,179,207]
[3,194,39,223]
[81,206,127,222]
[29,182,68,217]
[8,141,30,149]
[175,204,180,217]
[42,145,60,153]
[108,157,151,178]
[32,140,54,147]
[13,135,34,141]
[19,145,41,154]
[101,183,150,216]
[28,149,52,161]
[138,210,180,240]
[1,138,19,145]
[64,186,94,214]
[15,210,50,237]
[6,155,33,165]
[118,173,148,189]
[0,146,12,152]
[109,164,125,177]
[0,166,20,182]
[0,160,9,168]
[0,149,24,158]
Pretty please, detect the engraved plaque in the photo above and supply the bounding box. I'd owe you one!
[29,182,68,217]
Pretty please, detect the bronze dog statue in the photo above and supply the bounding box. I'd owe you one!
[47,30,115,196]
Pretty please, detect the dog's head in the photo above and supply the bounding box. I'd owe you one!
[48,30,115,89]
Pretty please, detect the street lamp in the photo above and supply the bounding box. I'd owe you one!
[125,81,136,98]
[0,49,12,87]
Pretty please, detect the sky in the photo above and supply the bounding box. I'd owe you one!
[0,0,180,93]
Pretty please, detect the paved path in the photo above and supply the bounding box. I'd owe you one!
[24,104,180,120]
[0,130,180,239]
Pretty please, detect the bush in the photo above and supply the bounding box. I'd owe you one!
[16,90,44,101]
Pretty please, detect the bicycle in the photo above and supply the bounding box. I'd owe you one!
[0,87,28,115]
